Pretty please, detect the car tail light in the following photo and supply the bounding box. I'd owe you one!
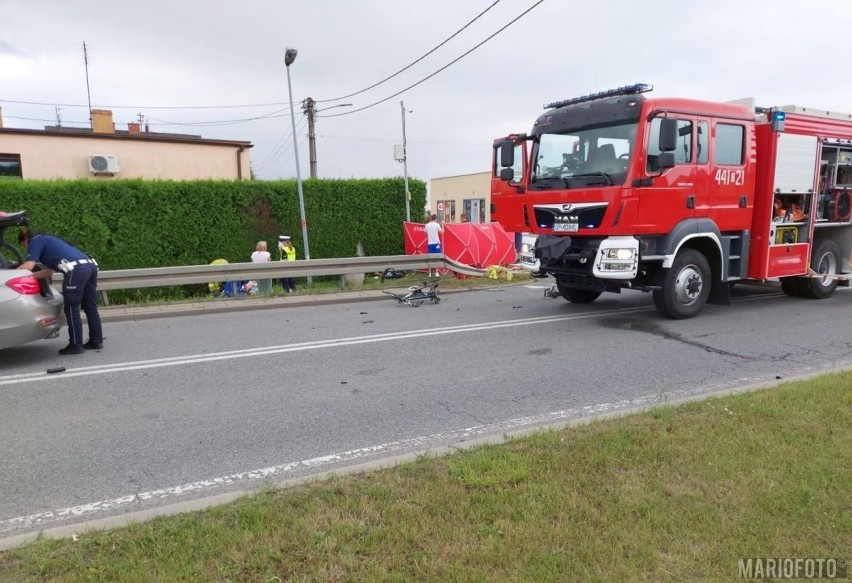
[6,275,41,295]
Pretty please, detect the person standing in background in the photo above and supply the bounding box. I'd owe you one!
[17,228,103,355]
[251,240,271,264]
[424,214,443,278]
[251,240,272,294]
[278,235,297,294]
[425,214,443,254]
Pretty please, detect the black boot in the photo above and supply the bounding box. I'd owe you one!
[59,344,85,355]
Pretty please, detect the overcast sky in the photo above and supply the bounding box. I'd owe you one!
[2,0,851,184]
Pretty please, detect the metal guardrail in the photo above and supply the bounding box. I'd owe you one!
[90,254,489,291]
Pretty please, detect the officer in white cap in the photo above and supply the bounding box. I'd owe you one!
[278,235,296,293]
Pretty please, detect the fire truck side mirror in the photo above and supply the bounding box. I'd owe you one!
[657,152,676,169]
[500,141,515,168]
[499,167,515,181]
[659,118,678,152]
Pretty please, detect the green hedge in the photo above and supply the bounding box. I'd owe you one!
[0,178,426,270]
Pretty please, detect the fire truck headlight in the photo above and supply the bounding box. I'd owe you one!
[603,248,635,260]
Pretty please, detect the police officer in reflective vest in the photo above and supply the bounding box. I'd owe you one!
[278,235,296,293]
[18,228,104,355]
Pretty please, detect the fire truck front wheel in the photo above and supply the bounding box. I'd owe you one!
[652,249,711,319]
[801,239,841,299]
[556,283,602,303]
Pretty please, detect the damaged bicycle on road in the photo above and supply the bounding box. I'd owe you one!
[382,277,441,307]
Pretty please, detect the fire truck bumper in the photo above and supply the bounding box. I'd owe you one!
[536,235,639,282]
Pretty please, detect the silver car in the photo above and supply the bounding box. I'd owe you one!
[0,269,63,349]
[0,211,64,350]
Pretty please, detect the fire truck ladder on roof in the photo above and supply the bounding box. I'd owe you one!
[778,105,852,122]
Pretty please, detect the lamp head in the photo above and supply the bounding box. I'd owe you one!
[285,48,298,67]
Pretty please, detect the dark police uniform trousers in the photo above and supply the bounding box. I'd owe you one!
[60,260,103,348]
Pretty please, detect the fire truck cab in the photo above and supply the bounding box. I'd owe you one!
[492,83,852,318]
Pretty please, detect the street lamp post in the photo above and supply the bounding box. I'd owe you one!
[284,48,311,284]
[400,100,412,222]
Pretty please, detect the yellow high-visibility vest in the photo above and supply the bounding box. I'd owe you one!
[280,246,296,261]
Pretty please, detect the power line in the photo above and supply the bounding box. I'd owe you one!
[0,98,294,110]
[254,117,306,170]
[2,114,88,125]
[146,107,290,128]
[314,0,502,104]
[318,133,487,147]
[319,0,545,119]
[1,1,542,125]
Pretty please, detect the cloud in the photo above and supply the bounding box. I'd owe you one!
[2,0,851,181]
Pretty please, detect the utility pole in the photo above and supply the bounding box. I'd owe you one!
[303,97,317,178]
[83,41,93,128]
[401,100,411,222]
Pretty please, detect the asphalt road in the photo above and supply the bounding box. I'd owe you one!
[1,280,850,547]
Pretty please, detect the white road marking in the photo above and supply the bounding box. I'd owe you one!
[0,306,653,387]
[0,383,705,533]
[0,290,801,535]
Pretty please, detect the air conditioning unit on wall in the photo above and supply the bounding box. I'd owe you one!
[88,154,120,174]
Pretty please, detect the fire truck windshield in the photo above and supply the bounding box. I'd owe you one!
[531,121,637,188]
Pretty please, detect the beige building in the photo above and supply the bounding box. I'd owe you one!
[0,109,252,180]
[429,171,490,223]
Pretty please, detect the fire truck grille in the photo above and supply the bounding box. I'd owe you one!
[534,206,606,230]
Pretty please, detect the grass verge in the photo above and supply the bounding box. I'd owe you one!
[1,372,849,582]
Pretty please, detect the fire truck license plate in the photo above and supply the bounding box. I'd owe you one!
[553,223,578,232]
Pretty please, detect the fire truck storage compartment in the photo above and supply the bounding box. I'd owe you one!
[766,242,810,277]
[770,133,818,246]
[817,142,852,224]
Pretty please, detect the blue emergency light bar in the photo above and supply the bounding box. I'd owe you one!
[544,83,653,110]
[771,110,786,132]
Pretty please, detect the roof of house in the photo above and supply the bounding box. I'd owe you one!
[0,126,253,148]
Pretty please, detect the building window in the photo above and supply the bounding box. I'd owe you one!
[462,198,486,223]
[0,154,22,179]
[436,199,455,223]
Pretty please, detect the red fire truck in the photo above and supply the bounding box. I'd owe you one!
[492,83,852,318]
